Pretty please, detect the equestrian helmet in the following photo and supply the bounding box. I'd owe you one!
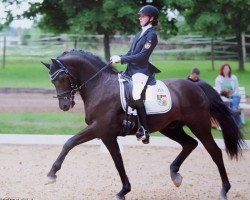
[138,5,159,19]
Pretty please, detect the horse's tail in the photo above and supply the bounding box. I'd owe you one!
[197,80,245,160]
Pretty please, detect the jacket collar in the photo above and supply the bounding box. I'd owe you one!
[136,26,154,41]
[131,27,154,53]
[141,24,152,37]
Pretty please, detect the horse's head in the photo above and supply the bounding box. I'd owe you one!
[42,50,117,111]
[41,59,76,111]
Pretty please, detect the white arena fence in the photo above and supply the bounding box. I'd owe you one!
[0,33,250,63]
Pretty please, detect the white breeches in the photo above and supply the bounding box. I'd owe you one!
[132,73,149,100]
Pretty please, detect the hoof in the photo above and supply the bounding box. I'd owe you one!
[173,173,183,187]
[113,195,125,200]
[220,189,228,200]
[45,173,57,185]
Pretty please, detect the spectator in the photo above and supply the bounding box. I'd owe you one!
[187,68,200,82]
[215,63,243,127]
[187,68,220,130]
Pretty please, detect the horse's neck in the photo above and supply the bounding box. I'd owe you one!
[79,72,118,124]
[79,72,117,103]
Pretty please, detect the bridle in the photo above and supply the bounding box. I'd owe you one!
[50,59,111,106]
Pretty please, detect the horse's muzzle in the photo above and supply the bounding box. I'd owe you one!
[61,104,70,111]
[59,99,74,111]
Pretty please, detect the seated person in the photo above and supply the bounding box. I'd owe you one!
[215,63,243,127]
[187,68,200,82]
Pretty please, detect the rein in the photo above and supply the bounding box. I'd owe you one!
[50,60,111,101]
[77,62,111,90]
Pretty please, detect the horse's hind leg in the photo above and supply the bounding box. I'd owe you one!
[160,123,198,187]
[102,137,131,200]
[189,122,231,200]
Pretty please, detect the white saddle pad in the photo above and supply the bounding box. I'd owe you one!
[118,74,172,115]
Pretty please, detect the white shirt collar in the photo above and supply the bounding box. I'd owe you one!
[142,24,152,32]
[140,24,152,37]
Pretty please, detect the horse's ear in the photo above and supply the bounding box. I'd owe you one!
[51,58,60,68]
[41,61,50,69]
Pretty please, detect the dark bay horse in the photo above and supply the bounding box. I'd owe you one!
[42,50,245,200]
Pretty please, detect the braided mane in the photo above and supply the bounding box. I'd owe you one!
[57,49,117,73]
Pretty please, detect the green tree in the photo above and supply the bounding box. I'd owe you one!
[4,0,181,60]
[23,0,146,60]
[165,0,250,71]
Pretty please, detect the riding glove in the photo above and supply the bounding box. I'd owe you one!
[110,55,121,64]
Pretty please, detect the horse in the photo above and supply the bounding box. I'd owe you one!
[42,50,245,200]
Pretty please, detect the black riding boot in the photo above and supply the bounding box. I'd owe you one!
[134,99,150,144]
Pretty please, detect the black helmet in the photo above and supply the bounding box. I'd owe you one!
[138,5,159,19]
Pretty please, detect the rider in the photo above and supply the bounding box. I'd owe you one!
[110,5,159,144]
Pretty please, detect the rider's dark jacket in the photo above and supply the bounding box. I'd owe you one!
[121,27,159,77]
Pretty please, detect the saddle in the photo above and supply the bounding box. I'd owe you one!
[119,72,135,107]
[118,73,172,115]
[120,72,156,107]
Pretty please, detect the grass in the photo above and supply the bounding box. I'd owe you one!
[0,56,53,89]
[0,56,250,93]
[0,112,85,135]
[0,112,249,139]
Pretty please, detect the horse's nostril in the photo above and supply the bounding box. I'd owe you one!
[63,105,67,109]
[62,104,69,111]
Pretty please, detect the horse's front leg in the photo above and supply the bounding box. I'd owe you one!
[102,137,131,200]
[47,122,97,181]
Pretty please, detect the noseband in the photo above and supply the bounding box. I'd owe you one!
[50,59,111,106]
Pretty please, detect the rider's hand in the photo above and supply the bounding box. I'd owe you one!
[110,55,121,64]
